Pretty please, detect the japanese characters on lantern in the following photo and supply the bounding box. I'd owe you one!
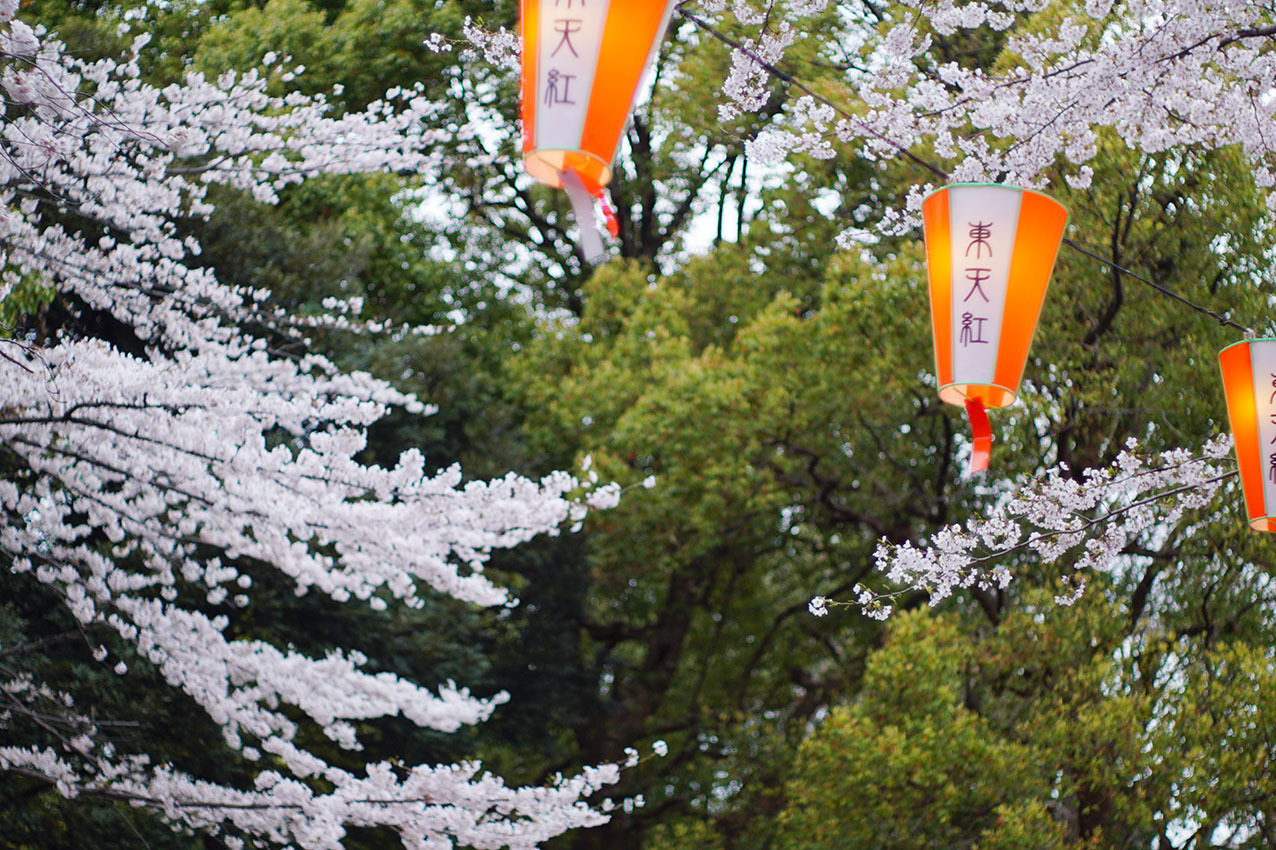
[921,184,1069,472]
[520,0,677,192]
[525,0,608,185]
[1218,339,1276,531]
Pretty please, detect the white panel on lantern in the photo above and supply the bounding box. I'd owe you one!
[535,0,612,153]
[1249,342,1276,519]
[947,187,1023,390]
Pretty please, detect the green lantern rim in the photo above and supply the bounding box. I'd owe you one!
[1219,337,1276,357]
[937,380,1019,409]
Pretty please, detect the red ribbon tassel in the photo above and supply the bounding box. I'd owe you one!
[595,188,620,238]
[964,397,992,474]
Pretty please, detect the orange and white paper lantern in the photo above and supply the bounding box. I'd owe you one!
[1218,339,1276,530]
[519,0,677,260]
[921,184,1069,472]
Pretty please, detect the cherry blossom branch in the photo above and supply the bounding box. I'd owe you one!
[5,768,438,810]
[0,9,630,845]
[692,0,1265,332]
[965,470,1236,566]
[677,3,951,179]
[810,437,1236,620]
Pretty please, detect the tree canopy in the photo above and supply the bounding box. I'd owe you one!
[2,0,1275,848]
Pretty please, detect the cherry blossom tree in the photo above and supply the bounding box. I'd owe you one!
[0,7,629,848]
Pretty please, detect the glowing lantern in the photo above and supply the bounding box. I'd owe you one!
[1218,339,1276,530]
[519,0,677,260]
[921,183,1069,473]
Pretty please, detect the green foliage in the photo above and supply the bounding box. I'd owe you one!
[192,0,461,109]
[778,610,1056,850]
[645,817,726,850]
[0,274,55,334]
[502,238,956,847]
[776,574,1276,849]
[0,781,205,850]
[193,0,338,90]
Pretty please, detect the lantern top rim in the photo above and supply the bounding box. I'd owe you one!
[1220,338,1276,355]
[923,182,1068,213]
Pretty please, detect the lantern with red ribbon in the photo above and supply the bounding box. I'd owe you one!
[519,0,677,261]
[921,183,1069,473]
[1218,339,1276,530]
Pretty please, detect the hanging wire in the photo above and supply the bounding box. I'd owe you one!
[1060,238,1254,335]
[675,5,1259,337]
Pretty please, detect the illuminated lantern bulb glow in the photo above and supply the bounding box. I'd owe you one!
[921,183,1069,473]
[519,0,677,261]
[1218,339,1276,530]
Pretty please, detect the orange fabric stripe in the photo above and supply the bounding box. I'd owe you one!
[922,189,953,390]
[969,385,1013,408]
[993,191,1067,401]
[519,0,538,156]
[578,0,671,182]
[1219,343,1266,525]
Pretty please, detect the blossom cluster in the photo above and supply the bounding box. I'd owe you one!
[0,745,620,850]
[715,0,1276,232]
[0,8,624,848]
[823,437,1235,618]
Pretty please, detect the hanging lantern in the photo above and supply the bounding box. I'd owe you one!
[519,0,677,261]
[1218,339,1276,530]
[921,183,1069,473]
